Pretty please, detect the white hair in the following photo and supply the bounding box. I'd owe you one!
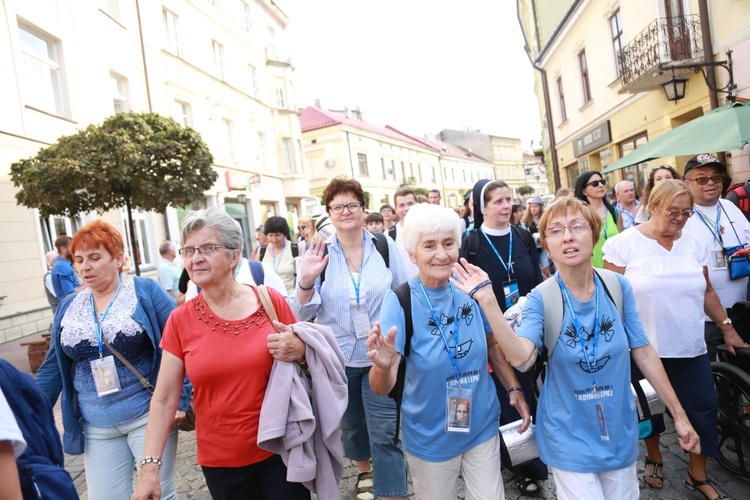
[615,180,634,194]
[403,203,461,256]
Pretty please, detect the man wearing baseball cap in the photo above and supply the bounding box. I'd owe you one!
[682,153,750,360]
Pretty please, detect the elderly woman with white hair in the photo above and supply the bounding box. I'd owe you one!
[132,207,310,500]
[368,203,530,500]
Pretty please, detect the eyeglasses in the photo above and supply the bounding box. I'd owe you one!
[585,179,607,188]
[544,221,590,239]
[665,208,695,219]
[329,202,362,215]
[178,244,235,257]
[685,174,724,185]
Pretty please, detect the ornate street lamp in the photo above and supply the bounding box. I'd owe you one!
[658,50,736,103]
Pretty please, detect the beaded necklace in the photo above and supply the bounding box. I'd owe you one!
[193,293,266,335]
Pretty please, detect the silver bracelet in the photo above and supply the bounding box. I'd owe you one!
[139,456,163,468]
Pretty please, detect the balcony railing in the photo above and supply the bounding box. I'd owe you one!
[618,15,703,87]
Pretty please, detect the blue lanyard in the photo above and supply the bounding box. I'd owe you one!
[480,227,513,276]
[418,278,462,386]
[270,241,286,273]
[90,275,123,357]
[556,273,600,392]
[696,205,722,245]
[338,234,365,308]
[601,211,610,241]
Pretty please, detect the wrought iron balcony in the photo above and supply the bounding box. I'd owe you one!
[618,15,704,93]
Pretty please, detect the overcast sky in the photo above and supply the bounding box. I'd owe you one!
[277,0,542,151]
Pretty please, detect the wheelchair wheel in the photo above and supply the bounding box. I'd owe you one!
[711,361,750,479]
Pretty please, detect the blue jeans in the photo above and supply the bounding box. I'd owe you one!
[84,412,178,499]
[343,366,407,498]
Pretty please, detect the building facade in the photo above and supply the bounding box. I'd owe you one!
[518,0,750,191]
[300,107,495,212]
[0,0,305,342]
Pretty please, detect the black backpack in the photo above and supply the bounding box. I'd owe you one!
[259,242,299,262]
[387,225,397,241]
[465,225,536,265]
[320,232,390,284]
[386,282,412,445]
[725,181,750,223]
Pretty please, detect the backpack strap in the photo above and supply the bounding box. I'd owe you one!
[511,225,536,254]
[388,225,398,241]
[537,269,623,359]
[258,245,267,262]
[291,243,299,259]
[466,230,481,264]
[388,282,412,445]
[249,260,264,285]
[320,233,390,284]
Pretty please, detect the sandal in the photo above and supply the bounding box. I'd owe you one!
[515,476,539,494]
[642,456,663,489]
[356,469,374,500]
[685,471,729,500]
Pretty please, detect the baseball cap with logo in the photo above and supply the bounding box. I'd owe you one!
[683,153,726,177]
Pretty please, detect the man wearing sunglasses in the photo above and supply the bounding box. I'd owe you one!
[682,153,750,360]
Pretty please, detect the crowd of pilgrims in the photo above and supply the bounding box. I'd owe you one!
[3,152,750,500]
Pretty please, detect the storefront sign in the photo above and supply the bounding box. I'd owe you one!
[225,170,249,190]
[573,121,611,157]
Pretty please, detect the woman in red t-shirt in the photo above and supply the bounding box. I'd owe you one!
[133,208,310,500]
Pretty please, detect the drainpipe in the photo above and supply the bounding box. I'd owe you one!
[519,0,561,190]
[698,0,718,110]
[345,131,356,177]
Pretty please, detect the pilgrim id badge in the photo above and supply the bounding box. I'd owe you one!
[353,313,371,339]
[446,386,472,433]
[503,280,520,309]
[595,402,610,442]
[90,355,121,397]
[711,250,727,269]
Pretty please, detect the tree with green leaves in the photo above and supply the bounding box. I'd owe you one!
[11,112,216,275]
[517,185,535,196]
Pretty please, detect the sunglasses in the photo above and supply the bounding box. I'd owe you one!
[585,179,607,188]
[685,174,724,186]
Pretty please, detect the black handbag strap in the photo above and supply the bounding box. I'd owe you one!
[101,337,155,394]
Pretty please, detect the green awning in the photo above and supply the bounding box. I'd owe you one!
[602,101,750,173]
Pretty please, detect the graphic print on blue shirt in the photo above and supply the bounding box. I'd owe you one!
[561,315,617,375]
[380,276,500,462]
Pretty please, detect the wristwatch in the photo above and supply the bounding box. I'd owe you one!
[716,317,733,327]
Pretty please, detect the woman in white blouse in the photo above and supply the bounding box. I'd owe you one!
[603,180,746,499]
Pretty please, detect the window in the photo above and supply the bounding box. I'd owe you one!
[111,72,129,113]
[162,9,181,57]
[401,161,406,182]
[173,99,192,127]
[257,132,266,165]
[222,118,234,160]
[274,77,286,108]
[248,64,259,98]
[391,159,396,180]
[213,41,224,79]
[557,77,567,123]
[381,158,387,179]
[18,24,65,115]
[493,146,502,160]
[619,134,649,192]
[121,210,155,268]
[267,25,277,58]
[242,1,252,32]
[40,215,82,253]
[358,153,369,176]
[610,9,624,77]
[579,50,592,103]
[418,164,423,183]
[282,137,294,172]
[431,167,436,183]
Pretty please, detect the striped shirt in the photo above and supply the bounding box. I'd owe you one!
[288,231,408,366]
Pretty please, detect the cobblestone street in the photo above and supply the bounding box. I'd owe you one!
[3,336,747,498]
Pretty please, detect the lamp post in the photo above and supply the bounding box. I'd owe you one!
[658,50,736,103]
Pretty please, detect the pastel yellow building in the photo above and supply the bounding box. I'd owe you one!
[518,0,750,191]
[300,107,495,211]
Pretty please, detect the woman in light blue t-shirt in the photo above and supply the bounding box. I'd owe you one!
[369,203,531,500]
[451,197,700,500]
